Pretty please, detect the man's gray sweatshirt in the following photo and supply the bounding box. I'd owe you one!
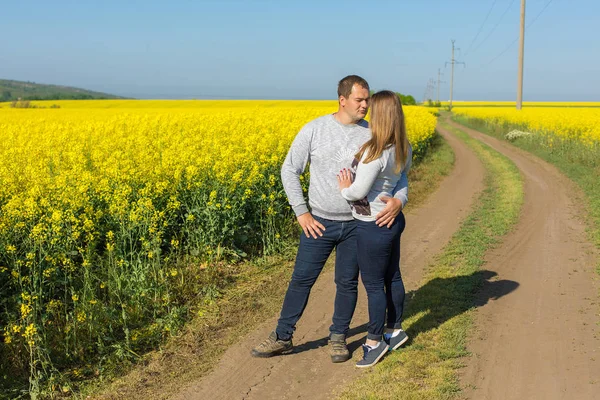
[281,114,409,221]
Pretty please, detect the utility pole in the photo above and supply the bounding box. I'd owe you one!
[429,78,435,102]
[437,68,447,103]
[445,40,465,110]
[516,0,526,110]
[423,78,435,104]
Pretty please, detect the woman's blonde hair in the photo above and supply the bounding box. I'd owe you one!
[355,90,409,174]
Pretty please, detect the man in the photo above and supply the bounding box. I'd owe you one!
[251,75,407,363]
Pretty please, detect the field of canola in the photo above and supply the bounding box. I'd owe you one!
[452,106,600,149]
[0,100,437,392]
[442,101,600,107]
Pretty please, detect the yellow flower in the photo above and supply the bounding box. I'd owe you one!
[76,312,86,323]
[20,303,32,318]
[23,323,37,346]
[46,299,62,311]
[43,268,56,278]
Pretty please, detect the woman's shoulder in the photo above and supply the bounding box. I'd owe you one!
[382,146,402,171]
[383,145,396,158]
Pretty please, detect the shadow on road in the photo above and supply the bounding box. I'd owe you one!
[292,323,369,354]
[294,270,519,355]
[400,270,519,347]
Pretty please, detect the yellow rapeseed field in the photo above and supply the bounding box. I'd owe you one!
[442,101,600,107]
[0,100,437,392]
[452,106,600,147]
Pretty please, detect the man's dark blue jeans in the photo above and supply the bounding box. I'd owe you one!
[275,215,358,341]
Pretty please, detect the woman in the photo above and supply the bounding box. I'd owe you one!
[337,90,412,368]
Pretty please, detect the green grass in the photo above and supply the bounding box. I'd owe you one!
[403,132,455,214]
[72,134,455,400]
[454,115,600,273]
[337,121,524,400]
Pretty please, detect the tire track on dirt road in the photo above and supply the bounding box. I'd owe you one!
[444,119,600,400]
[170,126,486,400]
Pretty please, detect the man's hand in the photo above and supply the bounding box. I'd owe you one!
[376,197,402,228]
[297,213,326,239]
[337,168,353,190]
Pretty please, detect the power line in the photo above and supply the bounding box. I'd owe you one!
[445,40,466,109]
[482,0,555,67]
[422,78,436,103]
[464,0,499,57]
[525,0,555,28]
[471,0,517,55]
[483,38,518,67]
[437,68,447,102]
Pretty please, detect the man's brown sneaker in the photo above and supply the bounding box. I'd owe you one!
[329,333,350,363]
[251,331,293,358]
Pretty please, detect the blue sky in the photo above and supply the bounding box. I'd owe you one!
[2,0,598,100]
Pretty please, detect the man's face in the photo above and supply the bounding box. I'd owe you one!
[340,84,370,121]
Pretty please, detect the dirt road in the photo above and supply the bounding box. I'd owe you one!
[442,119,600,400]
[171,126,486,400]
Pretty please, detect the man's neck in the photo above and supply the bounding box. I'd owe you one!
[334,111,360,126]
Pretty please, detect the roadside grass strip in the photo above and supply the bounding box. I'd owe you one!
[453,115,600,276]
[338,121,523,400]
[78,134,456,399]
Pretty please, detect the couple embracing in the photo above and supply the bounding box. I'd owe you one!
[251,75,412,368]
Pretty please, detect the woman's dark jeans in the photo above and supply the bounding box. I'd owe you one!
[276,215,359,341]
[357,213,406,341]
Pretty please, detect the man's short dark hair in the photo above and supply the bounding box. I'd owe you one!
[337,75,370,98]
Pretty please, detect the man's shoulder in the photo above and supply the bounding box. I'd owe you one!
[305,115,369,130]
[304,114,334,128]
[297,114,335,136]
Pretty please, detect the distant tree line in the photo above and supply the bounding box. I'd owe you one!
[0,90,116,102]
[396,92,416,106]
[369,90,417,106]
[0,79,125,102]
[1,90,12,101]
